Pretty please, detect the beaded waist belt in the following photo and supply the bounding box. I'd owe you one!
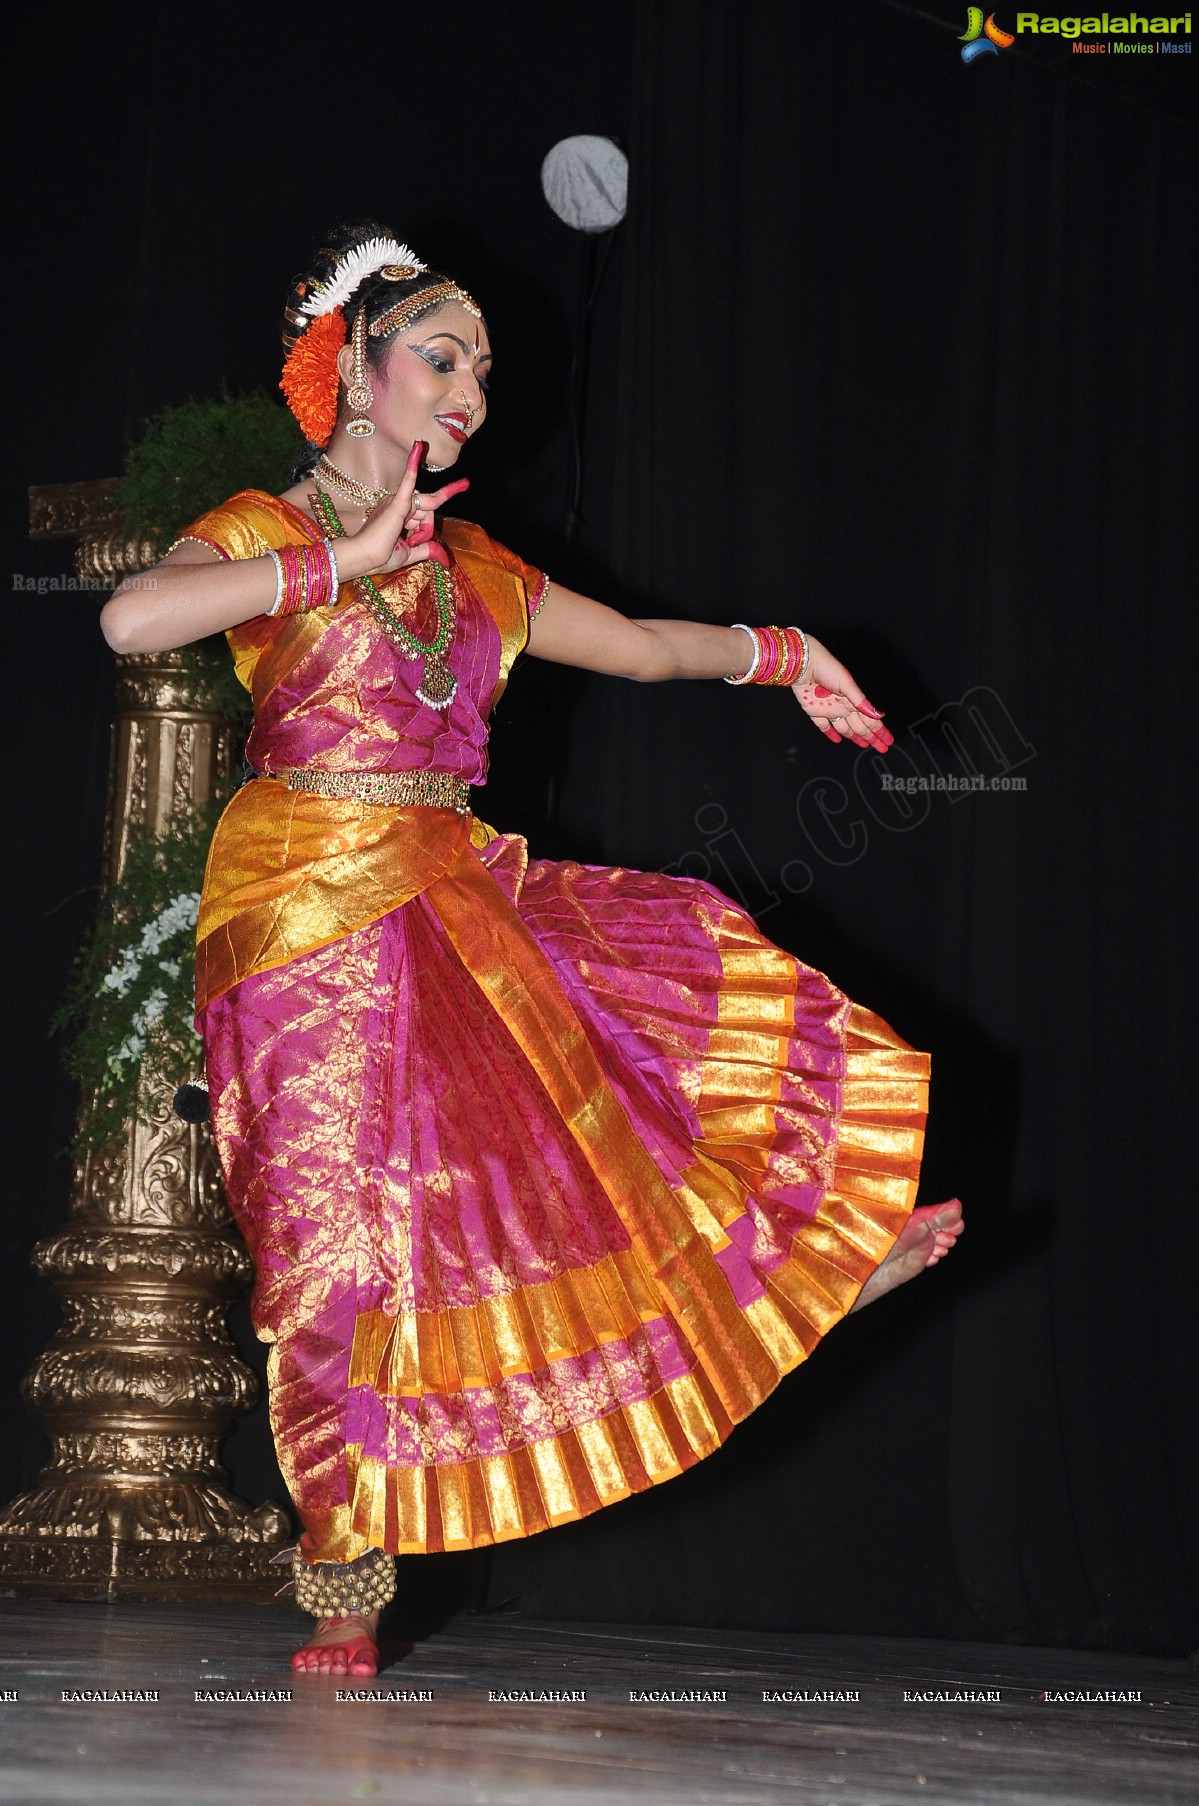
[282,767,471,813]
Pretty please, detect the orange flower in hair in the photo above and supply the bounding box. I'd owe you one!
[280,307,346,445]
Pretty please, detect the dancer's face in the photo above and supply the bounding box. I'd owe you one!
[371,301,491,467]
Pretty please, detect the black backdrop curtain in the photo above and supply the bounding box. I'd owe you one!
[487,2,1198,1654]
[3,0,1195,1659]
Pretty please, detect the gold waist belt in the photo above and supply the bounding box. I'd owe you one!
[282,767,471,813]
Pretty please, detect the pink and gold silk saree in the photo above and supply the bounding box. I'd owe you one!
[189,492,929,1564]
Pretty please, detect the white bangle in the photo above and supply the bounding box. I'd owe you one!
[792,626,812,685]
[723,623,761,685]
[265,548,285,617]
[323,537,340,598]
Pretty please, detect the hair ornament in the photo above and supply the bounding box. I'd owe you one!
[369,281,482,339]
[299,238,428,318]
[280,307,347,445]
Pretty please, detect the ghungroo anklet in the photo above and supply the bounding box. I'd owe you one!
[291,1546,397,1617]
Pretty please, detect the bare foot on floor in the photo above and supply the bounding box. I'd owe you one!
[291,1610,380,1676]
[850,1199,964,1312]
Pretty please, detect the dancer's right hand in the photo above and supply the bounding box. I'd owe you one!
[335,442,468,581]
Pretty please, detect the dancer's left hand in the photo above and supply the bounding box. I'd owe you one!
[793,636,893,750]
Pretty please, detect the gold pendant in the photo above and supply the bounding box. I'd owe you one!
[415,658,457,710]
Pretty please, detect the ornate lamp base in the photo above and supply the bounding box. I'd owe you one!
[3,489,293,1605]
[0,1526,290,1605]
[0,1206,293,1604]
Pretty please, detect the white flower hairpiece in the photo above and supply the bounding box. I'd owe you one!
[299,237,428,318]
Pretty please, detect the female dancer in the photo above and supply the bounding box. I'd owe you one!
[100,224,962,1678]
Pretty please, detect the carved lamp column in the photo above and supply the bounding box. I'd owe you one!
[0,483,290,1600]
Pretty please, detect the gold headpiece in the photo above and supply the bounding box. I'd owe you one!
[369,281,482,338]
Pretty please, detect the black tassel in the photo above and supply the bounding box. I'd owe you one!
[172,1082,211,1123]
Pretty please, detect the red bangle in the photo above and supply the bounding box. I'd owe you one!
[724,625,810,686]
[273,541,340,616]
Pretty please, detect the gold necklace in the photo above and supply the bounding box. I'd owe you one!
[316,455,394,509]
[310,484,458,709]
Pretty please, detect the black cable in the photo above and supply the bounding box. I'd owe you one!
[564,226,619,545]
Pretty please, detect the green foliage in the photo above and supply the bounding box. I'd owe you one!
[113,386,296,739]
[116,386,302,557]
[55,388,294,1153]
[52,801,231,1156]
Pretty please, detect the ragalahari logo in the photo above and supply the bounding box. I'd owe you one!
[960,8,1017,57]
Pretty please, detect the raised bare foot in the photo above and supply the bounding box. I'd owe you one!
[850,1199,964,1312]
[290,1609,380,1677]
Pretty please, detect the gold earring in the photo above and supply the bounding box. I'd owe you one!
[346,308,375,438]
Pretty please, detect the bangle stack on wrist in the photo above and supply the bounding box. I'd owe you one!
[724,624,811,686]
[267,539,341,617]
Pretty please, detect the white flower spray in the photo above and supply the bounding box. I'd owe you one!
[102,892,201,1071]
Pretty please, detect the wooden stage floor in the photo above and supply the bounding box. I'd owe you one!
[0,1600,1195,1805]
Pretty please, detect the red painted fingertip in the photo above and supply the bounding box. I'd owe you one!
[860,700,885,719]
[428,543,449,567]
[825,727,842,743]
[444,479,470,496]
[407,441,424,469]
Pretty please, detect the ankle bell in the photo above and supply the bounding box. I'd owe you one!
[291,1546,397,1617]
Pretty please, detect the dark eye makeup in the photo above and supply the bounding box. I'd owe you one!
[411,343,492,390]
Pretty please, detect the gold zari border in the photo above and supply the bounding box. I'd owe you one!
[303,839,929,1562]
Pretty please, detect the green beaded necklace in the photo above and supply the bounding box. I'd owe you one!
[310,483,458,709]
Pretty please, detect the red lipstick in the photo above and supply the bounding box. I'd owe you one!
[434,412,469,444]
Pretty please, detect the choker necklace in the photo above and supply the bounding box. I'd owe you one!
[316,455,394,509]
[310,484,457,709]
